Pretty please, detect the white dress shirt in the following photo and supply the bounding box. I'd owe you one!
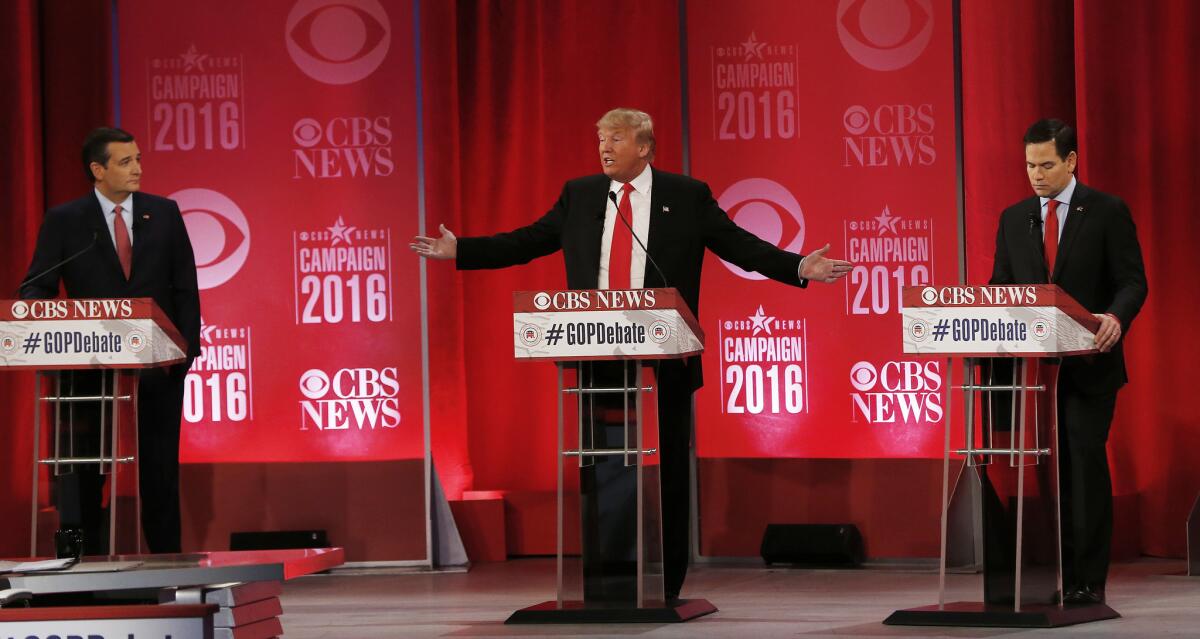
[95,188,135,249]
[600,163,653,289]
[1039,175,1076,242]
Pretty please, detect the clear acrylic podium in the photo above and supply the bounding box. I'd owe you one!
[505,289,716,623]
[0,297,187,557]
[885,285,1120,627]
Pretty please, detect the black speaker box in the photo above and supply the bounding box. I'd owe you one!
[759,523,864,566]
[230,529,329,551]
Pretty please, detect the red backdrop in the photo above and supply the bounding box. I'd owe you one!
[2,0,1197,559]
[687,0,959,459]
[961,0,1200,557]
[119,0,425,463]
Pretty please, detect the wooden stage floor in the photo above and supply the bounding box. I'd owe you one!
[279,558,1198,638]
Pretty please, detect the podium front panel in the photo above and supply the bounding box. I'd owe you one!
[557,362,665,608]
[32,370,143,557]
[974,359,1062,607]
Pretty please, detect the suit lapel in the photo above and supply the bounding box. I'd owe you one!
[84,194,125,278]
[1024,198,1050,282]
[1052,182,1090,282]
[579,178,608,289]
[130,193,153,277]
[645,168,671,288]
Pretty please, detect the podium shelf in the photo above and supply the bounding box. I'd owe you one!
[561,448,657,457]
[953,447,1051,457]
[38,456,135,465]
[956,384,1046,392]
[39,394,133,402]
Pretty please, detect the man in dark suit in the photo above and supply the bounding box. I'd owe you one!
[990,119,1147,604]
[412,108,850,601]
[21,127,201,554]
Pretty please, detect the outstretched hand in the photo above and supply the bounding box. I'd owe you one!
[410,224,458,260]
[800,244,853,283]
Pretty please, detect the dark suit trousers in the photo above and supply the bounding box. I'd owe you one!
[657,367,693,598]
[1057,384,1117,588]
[137,362,187,554]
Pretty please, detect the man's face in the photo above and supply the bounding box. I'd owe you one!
[93,141,142,200]
[598,127,649,183]
[1025,141,1076,198]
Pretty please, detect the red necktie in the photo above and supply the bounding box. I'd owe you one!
[1043,199,1059,278]
[114,205,132,279]
[608,182,636,289]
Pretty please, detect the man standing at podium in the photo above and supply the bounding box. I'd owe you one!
[990,119,1147,604]
[412,108,850,601]
[20,127,201,554]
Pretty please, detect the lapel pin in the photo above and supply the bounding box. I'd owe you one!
[1075,206,1083,212]
[662,205,670,213]
[142,214,151,220]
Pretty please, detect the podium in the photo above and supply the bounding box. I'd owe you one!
[0,297,187,556]
[504,288,717,623]
[884,285,1119,627]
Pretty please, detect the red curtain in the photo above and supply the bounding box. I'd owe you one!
[1073,0,1200,557]
[960,0,1076,284]
[0,0,45,556]
[0,0,112,555]
[421,0,473,497]
[422,0,684,493]
[962,0,1200,557]
[3,0,1196,559]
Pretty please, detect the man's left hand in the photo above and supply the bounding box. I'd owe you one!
[800,244,853,283]
[1093,313,1122,352]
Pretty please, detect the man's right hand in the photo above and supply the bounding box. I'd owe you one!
[410,224,457,260]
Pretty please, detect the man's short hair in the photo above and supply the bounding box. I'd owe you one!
[82,127,136,183]
[596,108,656,161]
[1023,119,1077,161]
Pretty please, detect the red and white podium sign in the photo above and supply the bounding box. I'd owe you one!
[0,298,187,370]
[512,288,704,361]
[901,285,1101,357]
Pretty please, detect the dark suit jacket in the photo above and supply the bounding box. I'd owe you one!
[457,167,807,390]
[21,191,202,358]
[990,181,1147,394]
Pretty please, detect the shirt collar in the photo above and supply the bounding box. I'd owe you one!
[610,162,653,196]
[95,188,133,216]
[1040,175,1076,210]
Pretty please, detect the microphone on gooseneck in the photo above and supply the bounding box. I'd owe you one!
[608,190,670,289]
[15,231,100,297]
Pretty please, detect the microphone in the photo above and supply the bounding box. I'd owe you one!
[608,190,670,289]
[15,231,100,297]
[1028,211,1042,237]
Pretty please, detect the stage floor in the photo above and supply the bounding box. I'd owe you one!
[278,558,1198,638]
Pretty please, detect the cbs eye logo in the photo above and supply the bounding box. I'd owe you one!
[837,0,933,72]
[299,368,332,399]
[843,105,870,135]
[293,118,323,147]
[849,361,878,392]
[173,188,251,290]
[716,178,805,281]
[286,0,391,85]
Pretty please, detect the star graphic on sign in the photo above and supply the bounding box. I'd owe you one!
[748,305,775,336]
[200,320,218,344]
[741,32,767,61]
[327,216,357,246]
[875,206,902,236]
[179,44,209,73]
